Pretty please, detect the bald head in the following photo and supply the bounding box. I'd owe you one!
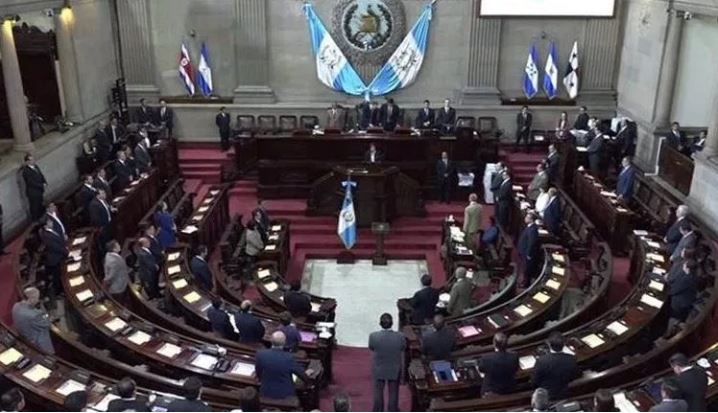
[23,287,40,306]
[455,267,467,279]
[271,331,286,348]
[676,205,689,219]
[240,300,253,312]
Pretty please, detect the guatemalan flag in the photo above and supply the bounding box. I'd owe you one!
[563,41,579,99]
[303,3,366,96]
[367,3,434,96]
[337,180,357,250]
[523,43,540,99]
[197,42,213,97]
[543,41,559,99]
[178,43,195,96]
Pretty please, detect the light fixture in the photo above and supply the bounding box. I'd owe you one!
[1,15,21,24]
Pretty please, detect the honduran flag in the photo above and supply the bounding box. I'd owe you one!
[337,180,357,250]
[523,43,540,99]
[178,43,195,96]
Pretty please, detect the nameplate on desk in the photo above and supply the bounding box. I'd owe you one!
[648,280,664,292]
[546,279,561,290]
[22,364,52,383]
[600,191,616,198]
[181,225,198,234]
[268,234,280,241]
[581,333,605,348]
[191,353,218,370]
[75,289,93,303]
[0,347,23,366]
[646,241,661,250]
[209,190,220,196]
[202,197,213,205]
[652,267,666,275]
[576,146,588,152]
[197,205,209,214]
[519,355,536,370]
[231,361,256,377]
[551,266,565,276]
[183,291,201,304]
[265,244,277,251]
[55,379,86,396]
[192,214,204,222]
[271,225,282,231]
[551,254,565,263]
[617,207,630,213]
[257,269,271,279]
[639,294,663,309]
[633,230,649,236]
[487,314,509,329]
[533,292,551,304]
[458,325,480,338]
[156,342,182,358]
[67,262,82,273]
[105,317,128,333]
[69,249,83,261]
[113,196,126,203]
[606,320,629,336]
[72,236,87,246]
[534,135,545,142]
[264,282,278,292]
[167,265,181,275]
[513,304,533,317]
[127,330,151,346]
[646,253,664,263]
[167,252,180,261]
[68,275,85,287]
[172,278,188,289]
[538,229,549,236]
[512,185,523,191]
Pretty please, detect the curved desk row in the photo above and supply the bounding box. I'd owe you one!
[218,214,292,277]
[137,177,195,233]
[178,184,230,251]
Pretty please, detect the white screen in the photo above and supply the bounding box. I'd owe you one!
[479,0,615,17]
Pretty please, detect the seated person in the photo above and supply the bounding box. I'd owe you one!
[284,281,312,318]
[666,121,687,151]
[415,99,435,129]
[326,102,345,130]
[364,142,384,163]
[234,300,266,344]
[691,130,707,155]
[420,315,456,360]
[409,273,440,324]
[107,377,150,412]
[649,378,688,412]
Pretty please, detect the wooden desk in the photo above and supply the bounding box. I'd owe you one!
[233,136,258,176]
[137,178,195,232]
[178,184,230,251]
[110,169,161,242]
[149,138,179,185]
[218,215,291,275]
[658,143,694,196]
[631,174,678,235]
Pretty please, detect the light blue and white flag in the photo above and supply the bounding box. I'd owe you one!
[543,41,558,99]
[337,179,357,250]
[303,3,367,96]
[197,42,213,97]
[523,43,540,99]
[367,3,434,96]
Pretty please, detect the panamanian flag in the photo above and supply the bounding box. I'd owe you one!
[523,43,540,99]
[563,40,579,99]
[337,180,357,250]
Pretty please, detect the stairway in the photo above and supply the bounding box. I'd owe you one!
[501,149,546,188]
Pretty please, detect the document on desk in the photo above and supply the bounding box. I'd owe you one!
[210,189,220,196]
[264,282,278,292]
[648,280,664,292]
[181,225,198,234]
[105,317,127,333]
[606,320,629,336]
[546,279,561,290]
[269,234,280,242]
[646,241,661,250]
[600,190,617,198]
[76,289,93,302]
[191,353,218,370]
[551,253,565,263]
[576,146,588,152]
[167,252,180,262]
[156,342,182,358]
[72,236,87,246]
[652,267,666,276]
[646,253,664,263]
[458,325,480,338]
[183,291,201,304]
[69,249,83,261]
[551,266,565,276]
[613,392,639,412]
[311,302,322,313]
[197,206,209,213]
[271,225,282,231]
[265,244,277,251]
[22,364,52,383]
[533,292,551,304]
[172,278,188,289]
[257,268,271,279]
[68,275,85,287]
[231,361,256,377]
[55,379,86,396]
[633,230,649,236]
[512,185,523,191]
[0,347,23,366]
[538,228,549,236]
[519,355,536,370]
[581,333,605,348]
[192,214,204,222]
[513,304,533,317]
[67,262,82,273]
[127,330,152,346]
[167,265,181,275]
[202,197,213,205]
[639,294,663,308]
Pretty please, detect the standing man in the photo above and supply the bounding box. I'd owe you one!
[495,170,513,229]
[89,190,114,248]
[326,102,345,130]
[12,287,54,354]
[436,98,456,135]
[479,332,520,395]
[256,331,312,400]
[79,175,98,216]
[490,162,506,202]
[542,188,562,236]
[666,122,687,151]
[415,100,435,129]
[21,153,47,221]
[515,106,533,152]
[462,193,482,251]
[408,274,440,325]
[156,99,174,137]
[586,129,604,175]
[532,332,579,400]
[106,117,125,153]
[447,267,473,317]
[94,168,112,199]
[518,213,541,288]
[573,106,589,130]
[45,202,67,241]
[136,237,161,299]
[527,163,549,201]
[95,120,112,163]
[114,150,134,190]
[40,219,68,302]
[369,101,381,128]
[665,205,689,254]
[369,313,406,412]
[284,281,312,319]
[215,106,231,151]
[380,98,400,131]
[616,156,637,201]
[207,297,239,341]
[278,311,302,353]
[136,98,154,125]
[669,353,708,412]
[421,315,456,360]
[546,144,561,185]
[190,245,213,291]
[103,240,130,301]
[670,223,697,263]
[133,138,152,173]
[235,300,266,344]
[436,151,454,204]
[667,259,698,322]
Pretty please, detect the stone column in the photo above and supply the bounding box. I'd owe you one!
[116,0,159,97]
[233,0,275,103]
[0,20,33,152]
[704,94,718,155]
[653,10,683,126]
[54,7,85,122]
[459,0,502,105]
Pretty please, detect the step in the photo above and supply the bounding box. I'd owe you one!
[297,247,432,261]
[179,163,223,172]
[289,224,441,237]
[292,238,439,252]
[229,187,258,195]
[181,171,222,185]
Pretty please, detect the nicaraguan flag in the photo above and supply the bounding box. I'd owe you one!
[197,42,213,97]
[303,3,366,96]
[523,43,540,99]
[543,41,559,99]
[337,180,357,250]
[563,40,579,99]
[178,42,195,96]
[367,3,433,96]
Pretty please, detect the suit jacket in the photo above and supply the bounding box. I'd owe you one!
[358,102,372,129]
[369,108,381,127]
[368,329,406,380]
[490,172,504,196]
[516,112,533,135]
[532,352,580,399]
[380,103,400,130]
[12,301,54,354]
[284,290,312,318]
[216,112,231,134]
[574,113,589,130]
[207,307,239,341]
[436,107,456,127]
[105,124,125,146]
[670,232,697,262]
[463,203,482,235]
[546,152,560,183]
[114,159,134,189]
[436,159,454,183]
[586,134,604,154]
[496,179,513,204]
[95,128,113,160]
[147,235,164,264]
[103,252,130,295]
[543,197,562,236]
[409,286,440,324]
[649,399,688,412]
[136,106,154,124]
[156,107,174,129]
[89,198,112,228]
[93,177,112,200]
[234,311,266,344]
[447,278,473,316]
[666,130,687,149]
[416,108,435,128]
[166,399,212,412]
[527,171,548,201]
[256,348,306,399]
[280,324,302,352]
[665,217,687,255]
[79,184,98,212]
[479,350,520,394]
[364,149,385,163]
[137,248,158,287]
[421,327,456,360]
[45,213,66,240]
[675,366,708,411]
[134,144,152,173]
[326,108,345,130]
[40,228,68,267]
[190,256,213,291]
[518,224,540,260]
[22,165,46,198]
[667,269,697,315]
[244,229,265,256]
[616,166,637,200]
[107,396,150,412]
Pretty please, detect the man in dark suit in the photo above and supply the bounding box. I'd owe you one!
[136,98,154,125]
[136,237,161,299]
[106,117,125,153]
[533,332,579,400]
[495,170,513,229]
[255,199,271,231]
[358,101,372,130]
[380,98,400,131]
[216,106,232,151]
[22,153,47,221]
[490,162,506,202]
[421,315,456,360]
[666,122,687,151]
[574,106,589,130]
[364,142,385,164]
[235,300,266,344]
[664,205,689,255]
[113,150,134,189]
[670,223,697,262]
[416,99,435,129]
[79,174,98,216]
[40,219,68,300]
[94,168,112,200]
[133,139,152,173]
[479,332,519,395]
[409,274,440,324]
[190,245,213,291]
[518,213,541,288]
[252,208,269,244]
[369,313,406,412]
[156,99,174,136]
[515,106,533,152]
[436,151,454,204]
[616,156,637,201]
[143,224,164,265]
[284,281,312,318]
[278,311,301,352]
[166,376,211,412]
[107,377,150,412]
[369,101,381,128]
[95,120,113,163]
[649,379,688,412]
[326,102,345,130]
[436,98,456,135]
[546,145,561,184]
[586,130,604,174]
[89,190,114,248]
[207,297,239,341]
[256,331,312,400]
[615,119,636,159]
[542,188,561,236]
[667,259,698,321]
[669,353,707,412]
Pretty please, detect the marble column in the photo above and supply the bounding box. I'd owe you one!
[116,0,159,97]
[653,10,683,126]
[233,0,275,103]
[460,0,502,105]
[0,20,33,152]
[703,94,718,155]
[54,7,85,122]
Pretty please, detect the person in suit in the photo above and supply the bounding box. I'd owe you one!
[545,144,561,184]
[40,218,68,301]
[123,144,140,179]
[534,187,551,218]
[95,119,113,163]
[532,332,579,400]
[380,97,400,131]
[666,122,687,151]
[326,102,345,130]
[436,98,456,135]
[94,168,112,200]
[670,223,697,262]
[664,205,689,254]
[574,106,589,130]
[369,101,381,128]
[12,287,54,354]
[527,163,549,201]
[113,150,134,189]
[593,388,619,412]
[136,237,161,299]
[22,153,47,221]
[252,208,269,244]
[586,129,605,174]
[0,388,25,412]
[479,332,519,395]
[156,99,174,136]
[235,300,266,344]
[531,388,551,412]
[436,151,455,204]
[555,111,570,140]
[63,391,88,411]
[216,106,232,151]
[490,162,506,202]
[133,138,152,173]
[615,119,637,160]
[518,213,542,288]
[279,311,301,352]
[107,377,150,412]
[89,190,114,248]
[649,378,688,412]
[542,188,562,236]
[415,99,435,129]
[669,353,707,412]
[106,117,125,153]
[447,267,473,317]
[481,216,500,247]
[667,259,698,322]
[45,202,67,241]
[136,98,155,125]
[409,274,440,324]
[462,193,482,251]
[421,315,456,360]
[103,240,130,300]
[239,388,261,412]
[364,142,385,164]
[495,170,513,229]
[190,245,213,291]
[369,313,406,412]
[243,221,265,261]
[256,331,312,400]
[166,376,212,412]
[284,281,312,318]
[515,105,533,152]
[78,175,98,219]
[357,101,372,130]
[154,202,177,249]
[255,199,271,231]
[207,297,239,341]
[616,156,637,201]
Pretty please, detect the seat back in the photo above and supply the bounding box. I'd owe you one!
[299,115,319,130]
[279,115,297,133]
[257,115,276,134]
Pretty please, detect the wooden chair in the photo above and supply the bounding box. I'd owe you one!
[279,115,297,133]
[234,115,255,136]
[300,115,319,130]
[477,116,498,138]
[257,115,276,134]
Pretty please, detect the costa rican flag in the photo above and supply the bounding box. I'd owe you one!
[178,43,195,96]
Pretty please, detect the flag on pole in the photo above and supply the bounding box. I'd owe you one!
[543,41,559,99]
[197,42,213,97]
[523,43,540,99]
[178,43,195,96]
[563,40,579,99]
[337,179,357,249]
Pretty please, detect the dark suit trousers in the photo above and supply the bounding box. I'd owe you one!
[142,273,161,299]
[438,178,450,203]
[45,263,63,300]
[497,201,511,229]
[373,379,399,412]
[515,129,532,151]
[28,193,45,221]
[219,129,230,150]
[523,256,541,287]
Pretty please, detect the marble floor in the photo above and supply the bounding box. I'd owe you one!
[302,259,428,347]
